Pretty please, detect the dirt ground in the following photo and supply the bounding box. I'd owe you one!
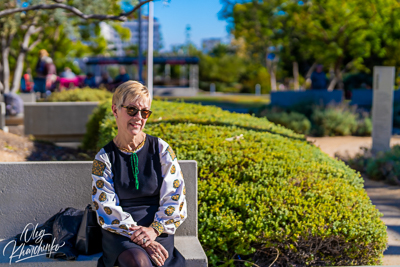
[307,135,400,158]
[0,128,93,162]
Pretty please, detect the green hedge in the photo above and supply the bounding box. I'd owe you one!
[46,88,113,102]
[85,100,387,266]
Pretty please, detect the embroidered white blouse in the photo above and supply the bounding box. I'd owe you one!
[91,138,187,238]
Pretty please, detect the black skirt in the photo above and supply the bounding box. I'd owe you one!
[98,228,185,267]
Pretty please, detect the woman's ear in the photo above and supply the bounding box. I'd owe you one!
[111,104,118,118]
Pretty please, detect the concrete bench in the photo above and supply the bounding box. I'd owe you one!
[0,161,207,266]
[24,102,99,142]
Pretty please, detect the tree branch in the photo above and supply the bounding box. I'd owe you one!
[28,34,43,51]
[0,1,155,20]
[9,51,17,60]
[120,0,155,17]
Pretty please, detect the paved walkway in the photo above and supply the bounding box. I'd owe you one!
[308,136,400,265]
[364,178,400,265]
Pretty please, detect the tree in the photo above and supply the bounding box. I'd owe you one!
[221,0,399,90]
[0,0,155,94]
[291,0,391,90]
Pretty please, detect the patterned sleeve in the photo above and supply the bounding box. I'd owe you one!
[150,138,187,235]
[91,148,137,238]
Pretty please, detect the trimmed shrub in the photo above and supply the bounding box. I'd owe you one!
[46,87,113,102]
[260,111,311,135]
[85,100,387,266]
[81,100,111,151]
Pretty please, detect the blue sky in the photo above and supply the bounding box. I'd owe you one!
[148,0,230,51]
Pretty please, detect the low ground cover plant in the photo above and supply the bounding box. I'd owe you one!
[348,146,400,185]
[84,100,387,266]
[258,103,372,137]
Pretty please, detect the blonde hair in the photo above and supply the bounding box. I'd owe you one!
[112,80,151,109]
[39,49,49,57]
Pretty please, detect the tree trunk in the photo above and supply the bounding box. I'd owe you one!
[1,43,10,93]
[11,25,41,93]
[267,59,277,91]
[328,66,344,91]
[327,76,337,91]
[11,51,26,93]
[305,62,317,79]
[293,61,299,91]
[301,62,317,89]
[0,58,3,94]
[11,27,31,93]
[336,67,344,90]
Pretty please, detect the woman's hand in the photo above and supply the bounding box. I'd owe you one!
[143,241,169,267]
[129,226,158,247]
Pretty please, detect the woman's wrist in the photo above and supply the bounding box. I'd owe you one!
[150,221,164,236]
[151,226,160,237]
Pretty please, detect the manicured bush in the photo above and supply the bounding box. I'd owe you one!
[260,110,311,135]
[46,87,113,102]
[85,100,387,266]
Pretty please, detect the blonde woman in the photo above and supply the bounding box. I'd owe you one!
[91,81,187,267]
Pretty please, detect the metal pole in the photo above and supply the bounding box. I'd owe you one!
[138,0,143,83]
[210,83,216,95]
[255,84,261,95]
[147,1,154,99]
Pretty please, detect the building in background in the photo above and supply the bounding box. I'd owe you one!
[202,38,221,53]
[101,17,162,56]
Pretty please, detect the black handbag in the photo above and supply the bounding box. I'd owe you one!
[75,204,103,255]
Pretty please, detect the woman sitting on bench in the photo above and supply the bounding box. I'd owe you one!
[91,81,187,267]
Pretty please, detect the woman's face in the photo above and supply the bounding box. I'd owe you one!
[112,97,151,137]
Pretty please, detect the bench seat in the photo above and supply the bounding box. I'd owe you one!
[0,161,207,266]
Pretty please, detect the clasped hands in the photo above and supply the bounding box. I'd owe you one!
[129,225,168,266]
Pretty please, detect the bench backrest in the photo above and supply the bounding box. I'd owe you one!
[24,102,99,142]
[0,160,197,240]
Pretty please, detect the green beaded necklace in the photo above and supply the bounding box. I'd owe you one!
[130,153,139,190]
[117,135,146,190]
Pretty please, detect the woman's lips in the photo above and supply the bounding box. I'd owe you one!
[129,122,141,128]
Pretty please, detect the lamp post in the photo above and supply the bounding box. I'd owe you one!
[147,1,154,98]
[138,0,143,84]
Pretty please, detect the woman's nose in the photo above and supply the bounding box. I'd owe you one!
[133,111,143,119]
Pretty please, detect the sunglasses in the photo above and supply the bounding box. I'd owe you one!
[121,105,152,119]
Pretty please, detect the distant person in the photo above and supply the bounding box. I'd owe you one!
[108,67,131,91]
[21,68,34,93]
[60,67,76,79]
[35,49,57,94]
[311,64,328,90]
[84,73,97,88]
[99,72,112,90]
[114,66,130,84]
[4,93,24,116]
